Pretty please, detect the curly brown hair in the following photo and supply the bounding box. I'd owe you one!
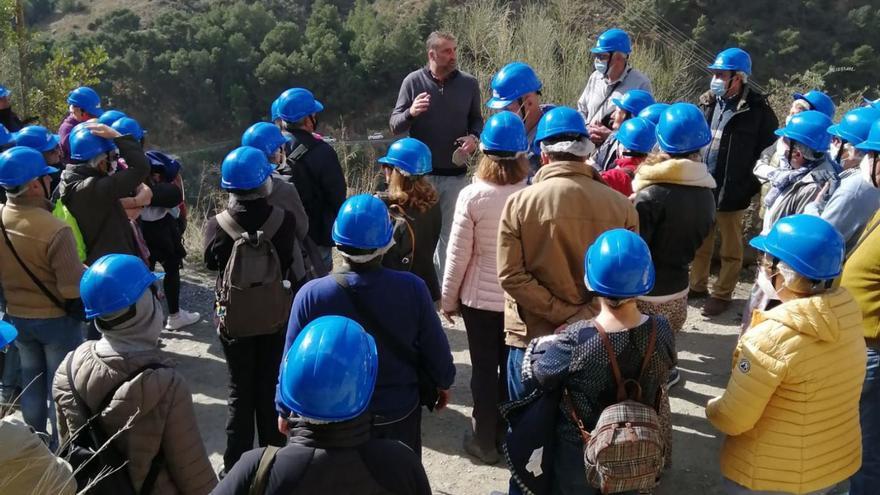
[475,155,529,185]
[642,150,703,166]
[385,168,439,212]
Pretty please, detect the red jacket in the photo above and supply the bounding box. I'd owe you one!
[600,156,644,196]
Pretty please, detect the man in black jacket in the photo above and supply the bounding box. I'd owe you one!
[0,86,24,132]
[213,315,431,495]
[690,48,778,316]
[275,88,346,272]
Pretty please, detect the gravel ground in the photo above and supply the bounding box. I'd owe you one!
[167,268,845,495]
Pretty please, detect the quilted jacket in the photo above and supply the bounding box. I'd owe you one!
[53,342,217,495]
[441,177,526,313]
[706,288,866,494]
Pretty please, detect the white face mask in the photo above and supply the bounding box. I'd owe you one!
[860,154,878,188]
[830,142,841,160]
[594,59,608,75]
[710,77,727,97]
[756,269,780,300]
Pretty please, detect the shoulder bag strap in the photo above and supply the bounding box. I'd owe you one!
[562,388,591,444]
[593,320,627,402]
[332,273,419,367]
[249,445,281,495]
[637,317,658,383]
[1,205,67,311]
[259,207,285,239]
[215,210,246,241]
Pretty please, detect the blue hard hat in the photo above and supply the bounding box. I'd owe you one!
[0,124,12,147]
[278,88,324,123]
[0,147,59,188]
[611,89,655,116]
[591,28,632,54]
[242,122,292,158]
[378,137,432,176]
[0,321,17,348]
[775,110,833,152]
[586,229,655,298]
[66,86,103,116]
[278,315,378,422]
[707,48,752,75]
[855,119,880,153]
[656,102,711,154]
[13,126,60,152]
[270,98,282,122]
[69,123,117,161]
[97,110,127,126]
[749,214,844,280]
[828,107,880,146]
[0,85,10,98]
[220,146,274,190]
[111,117,145,141]
[793,90,835,119]
[80,254,164,319]
[486,62,542,109]
[637,103,670,125]
[534,106,588,144]
[331,194,394,249]
[480,111,529,154]
[615,117,657,154]
[145,150,182,181]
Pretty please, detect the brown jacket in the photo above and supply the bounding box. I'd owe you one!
[497,161,639,347]
[53,342,217,495]
[0,195,83,318]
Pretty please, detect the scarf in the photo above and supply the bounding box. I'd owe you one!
[94,291,164,355]
[763,158,819,208]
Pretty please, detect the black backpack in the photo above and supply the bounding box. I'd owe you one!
[62,357,167,495]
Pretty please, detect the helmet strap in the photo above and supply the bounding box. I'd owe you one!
[835,140,846,163]
[872,153,879,188]
[39,176,50,200]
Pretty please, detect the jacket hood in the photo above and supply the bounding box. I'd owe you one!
[58,164,98,201]
[755,288,854,342]
[632,158,717,192]
[534,160,601,183]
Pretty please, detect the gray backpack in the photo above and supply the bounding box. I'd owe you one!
[215,208,291,338]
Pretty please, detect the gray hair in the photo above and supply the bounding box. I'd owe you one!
[282,117,310,131]
[426,31,456,52]
[792,141,824,161]
[737,71,749,84]
[87,154,106,169]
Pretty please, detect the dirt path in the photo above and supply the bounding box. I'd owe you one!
[165,269,836,494]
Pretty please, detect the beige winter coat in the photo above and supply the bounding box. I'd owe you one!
[442,177,527,313]
[53,342,217,495]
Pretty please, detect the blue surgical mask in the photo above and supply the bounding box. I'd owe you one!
[710,77,727,97]
[594,60,608,75]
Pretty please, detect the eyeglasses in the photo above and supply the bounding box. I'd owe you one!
[595,53,612,62]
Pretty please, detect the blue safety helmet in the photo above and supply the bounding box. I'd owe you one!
[611,89,655,116]
[242,122,292,159]
[749,214,844,280]
[331,194,394,249]
[270,98,282,122]
[0,85,10,98]
[534,106,588,144]
[591,28,632,54]
[0,124,11,147]
[656,103,711,154]
[480,111,529,154]
[615,117,657,154]
[97,110,127,126]
[707,48,752,75]
[637,103,670,126]
[80,254,164,319]
[278,315,378,422]
[378,137,432,176]
[0,147,59,188]
[145,150,182,181]
[111,117,145,141]
[0,321,17,349]
[855,120,880,153]
[586,229,655,298]
[12,126,59,153]
[775,110,833,152]
[828,107,880,146]
[277,88,324,123]
[67,86,103,116]
[486,62,543,109]
[69,123,117,161]
[793,90,835,119]
[220,146,274,190]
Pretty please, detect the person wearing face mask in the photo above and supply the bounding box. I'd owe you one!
[12,125,64,194]
[707,214,865,495]
[486,62,555,174]
[57,86,104,162]
[275,88,346,273]
[691,47,778,317]
[804,110,880,254]
[576,28,652,148]
[57,122,150,265]
[591,89,655,172]
[0,147,84,450]
[53,254,217,494]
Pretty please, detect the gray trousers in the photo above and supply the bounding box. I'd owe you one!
[426,174,469,281]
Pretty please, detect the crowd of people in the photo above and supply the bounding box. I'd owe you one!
[0,25,878,495]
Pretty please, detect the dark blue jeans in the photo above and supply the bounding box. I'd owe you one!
[8,315,83,449]
[507,346,527,495]
[849,346,880,495]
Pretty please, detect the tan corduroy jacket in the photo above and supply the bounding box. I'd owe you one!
[497,161,639,348]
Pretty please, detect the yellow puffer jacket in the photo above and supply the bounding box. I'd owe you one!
[706,288,867,494]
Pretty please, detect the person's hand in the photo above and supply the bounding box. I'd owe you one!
[277,415,290,436]
[457,135,478,155]
[441,309,459,324]
[409,92,431,117]
[434,389,451,411]
[588,123,612,144]
[85,122,122,139]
